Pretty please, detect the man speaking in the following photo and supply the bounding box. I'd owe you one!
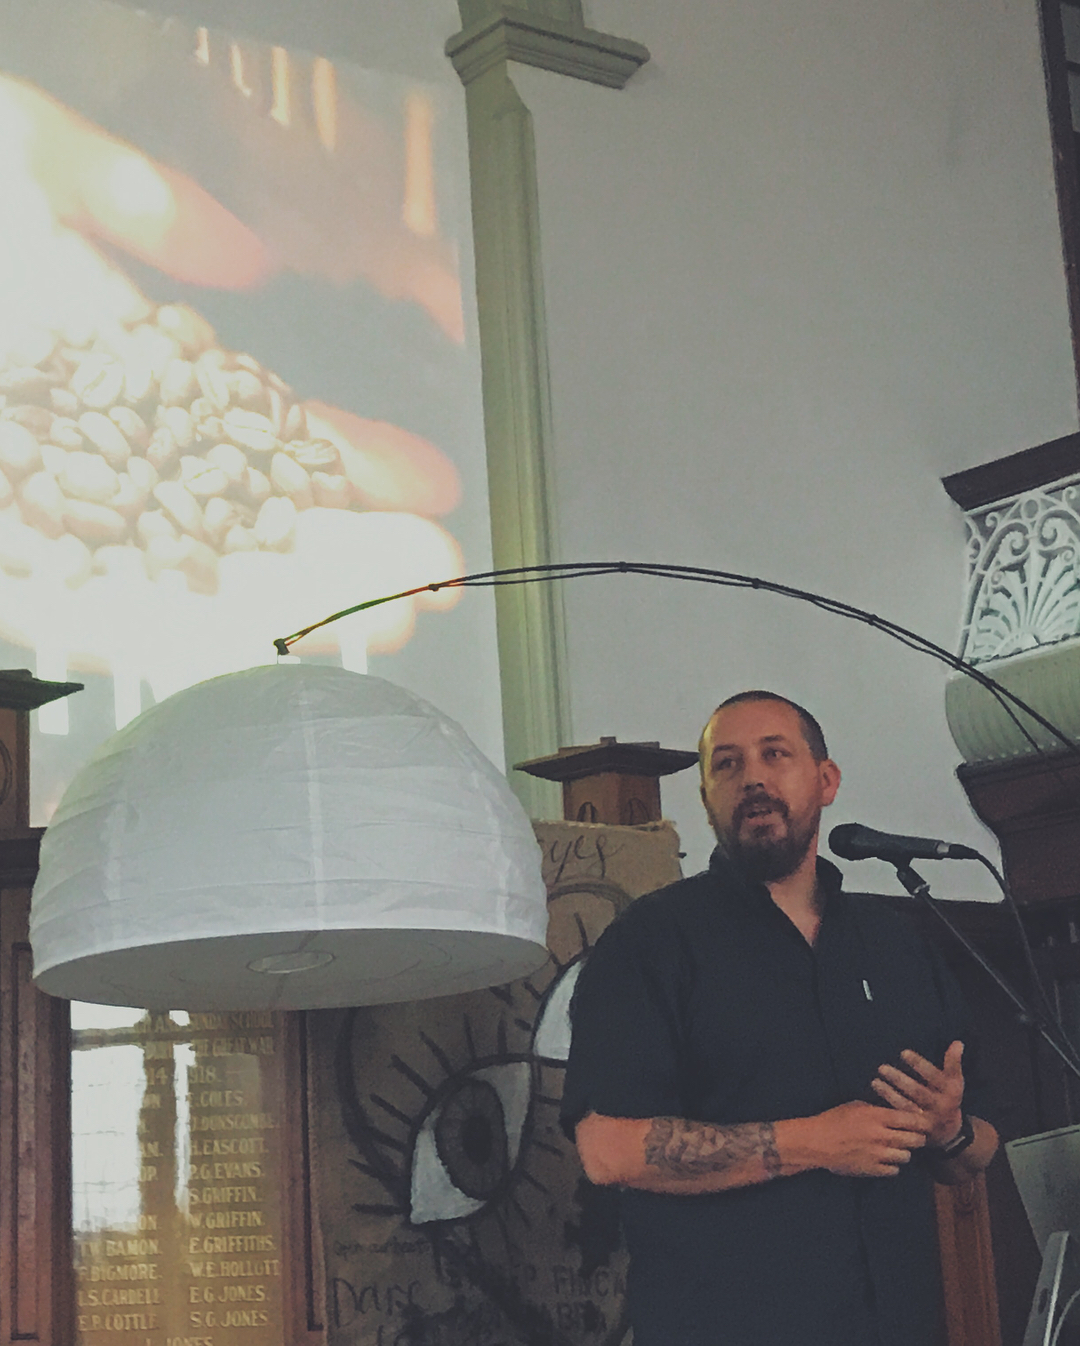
[561,691,998,1346]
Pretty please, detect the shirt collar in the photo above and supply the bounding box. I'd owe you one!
[707,845,845,900]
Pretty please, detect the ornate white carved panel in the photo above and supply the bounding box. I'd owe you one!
[959,476,1080,665]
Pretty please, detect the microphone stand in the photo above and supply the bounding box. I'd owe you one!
[893,863,1080,1084]
[895,867,1080,1346]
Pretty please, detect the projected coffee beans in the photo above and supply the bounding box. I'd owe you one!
[0,305,363,594]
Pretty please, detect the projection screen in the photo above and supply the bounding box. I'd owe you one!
[0,0,502,819]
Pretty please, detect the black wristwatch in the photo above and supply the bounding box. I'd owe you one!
[934,1112,974,1159]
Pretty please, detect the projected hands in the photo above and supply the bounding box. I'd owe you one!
[0,64,464,336]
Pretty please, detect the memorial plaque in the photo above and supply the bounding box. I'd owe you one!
[72,1006,288,1346]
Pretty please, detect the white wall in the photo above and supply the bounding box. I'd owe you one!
[512,0,1078,895]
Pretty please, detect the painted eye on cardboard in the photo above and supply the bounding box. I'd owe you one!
[531,956,585,1064]
[409,1059,532,1224]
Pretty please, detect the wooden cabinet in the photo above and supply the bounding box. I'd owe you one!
[0,856,73,1346]
[0,868,326,1346]
[936,1174,1002,1346]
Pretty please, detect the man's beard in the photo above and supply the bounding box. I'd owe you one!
[712,790,820,883]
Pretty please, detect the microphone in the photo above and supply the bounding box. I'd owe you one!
[828,822,981,865]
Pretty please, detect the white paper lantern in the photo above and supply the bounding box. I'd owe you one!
[30,665,550,1009]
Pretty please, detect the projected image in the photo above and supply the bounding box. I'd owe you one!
[0,0,496,815]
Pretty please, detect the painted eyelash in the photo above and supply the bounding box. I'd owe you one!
[368,1094,411,1128]
[335,903,599,1219]
[334,1007,410,1212]
[389,1053,436,1098]
[337,996,537,1207]
[334,901,624,1346]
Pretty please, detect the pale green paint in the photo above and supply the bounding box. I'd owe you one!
[448,6,650,89]
[450,0,647,818]
[447,5,649,812]
[945,642,1080,763]
[457,59,569,820]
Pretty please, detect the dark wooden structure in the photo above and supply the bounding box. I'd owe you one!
[0,672,81,1346]
[0,672,326,1346]
[1033,0,1080,405]
[942,431,1080,512]
[957,752,1080,908]
[917,899,1035,1346]
[940,440,1080,1344]
[517,735,699,825]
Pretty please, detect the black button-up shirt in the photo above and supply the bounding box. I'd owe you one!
[561,850,991,1346]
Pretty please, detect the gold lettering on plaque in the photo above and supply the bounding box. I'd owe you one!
[72,1006,288,1345]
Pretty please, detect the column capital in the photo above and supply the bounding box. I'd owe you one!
[448,4,649,89]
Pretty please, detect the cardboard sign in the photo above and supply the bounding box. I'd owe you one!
[314,820,683,1346]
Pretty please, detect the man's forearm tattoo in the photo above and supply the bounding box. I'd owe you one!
[644,1117,783,1180]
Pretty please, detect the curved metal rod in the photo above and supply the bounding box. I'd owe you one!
[272,560,1078,759]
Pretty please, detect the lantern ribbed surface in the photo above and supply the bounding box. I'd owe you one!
[30,665,549,1009]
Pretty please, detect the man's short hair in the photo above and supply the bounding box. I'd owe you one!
[699,691,829,770]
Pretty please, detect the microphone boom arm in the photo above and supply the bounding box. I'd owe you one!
[893,863,1080,1084]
